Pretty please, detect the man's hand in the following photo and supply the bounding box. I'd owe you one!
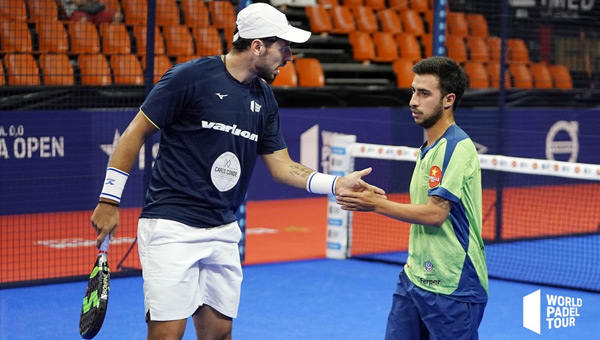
[90,201,119,248]
[336,188,381,212]
[335,167,386,197]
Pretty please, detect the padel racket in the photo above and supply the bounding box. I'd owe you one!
[79,236,110,339]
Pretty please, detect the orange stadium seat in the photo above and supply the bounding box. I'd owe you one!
[466,13,489,37]
[1,21,32,53]
[142,54,172,84]
[163,25,195,56]
[549,64,572,89]
[156,0,181,26]
[192,26,223,57]
[208,1,236,29]
[364,0,385,10]
[446,35,467,63]
[78,53,112,85]
[111,54,144,85]
[68,21,101,54]
[486,62,511,89]
[37,21,69,53]
[180,0,211,27]
[392,58,414,88]
[133,26,166,56]
[372,32,398,62]
[351,6,378,33]
[28,0,59,23]
[122,0,147,25]
[410,0,430,13]
[401,10,425,36]
[487,36,501,61]
[0,61,6,85]
[271,62,297,87]
[529,63,553,89]
[176,54,201,64]
[388,0,409,11]
[39,53,74,85]
[317,0,338,7]
[395,33,422,61]
[463,61,489,89]
[330,6,356,34]
[4,53,41,85]
[447,12,468,37]
[0,0,27,21]
[509,63,533,88]
[99,23,131,54]
[348,31,375,62]
[342,0,363,7]
[295,58,325,87]
[377,9,402,35]
[102,0,122,12]
[421,33,432,57]
[466,36,489,62]
[507,38,530,63]
[305,5,334,34]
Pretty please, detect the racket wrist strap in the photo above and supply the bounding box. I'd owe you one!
[99,167,129,203]
[306,172,339,196]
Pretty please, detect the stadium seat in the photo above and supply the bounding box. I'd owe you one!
[37,21,69,53]
[39,53,74,85]
[122,0,147,25]
[372,32,398,62]
[388,0,408,11]
[377,9,402,35]
[400,10,425,36]
[509,63,533,88]
[317,0,338,7]
[549,64,573,90]
[507,38,530,63]
[421,33,432,57]
[111,54,144,85]
[342,0,363,7]
[0,61,6,85]
[395,33,422,61]
[446,35,468,63]
[208,1,236,29]
[447,12,468,37]
[487,36,501,61]
[330,6,356,34]
[305,5,334,34]
[78,54,111,85]
[463,61,489,89]
[4,53,41,85]
[156,0,180,26]
[180,0,211,27]
[28,0,59,23]
[176,54,201,64]
[348,31,375,62]
[142,54,172,84]
[351,6,378,33]
[191,26,223,57]
[163,25,195,56]
[133,26,166,56]
[1,21,33,53]
[99,23,131,54]
[0,0,27,21]
[466,36,489,62]
[364,0,385,10]
[466,13,489,37]
[68,21,101,54]
[410,0,430,13]
[294,58,325,87]
[102,0,122,12]
[529,62,553,89]
[392,58,414,88]
[486,62,511,89]
[271,62,297,87]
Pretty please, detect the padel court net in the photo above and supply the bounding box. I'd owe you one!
[336,142,600,292]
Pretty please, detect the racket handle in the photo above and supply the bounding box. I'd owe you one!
[99,235,110,252]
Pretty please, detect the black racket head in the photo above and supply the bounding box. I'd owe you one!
[79,253,110,339]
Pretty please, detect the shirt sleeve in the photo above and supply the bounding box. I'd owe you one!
[257,85,287,154]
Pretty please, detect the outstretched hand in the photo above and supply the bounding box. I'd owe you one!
[335,167,386,197]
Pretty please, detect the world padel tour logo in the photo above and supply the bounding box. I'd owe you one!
[523,289,583,334]
[429,166,441,188]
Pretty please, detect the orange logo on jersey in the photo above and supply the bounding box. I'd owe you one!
[429,166,442,188]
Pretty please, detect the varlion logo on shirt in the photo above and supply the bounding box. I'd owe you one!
[429,165,442,188]
[201,120,258,142]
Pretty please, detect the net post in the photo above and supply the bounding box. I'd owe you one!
[325,133,356,259]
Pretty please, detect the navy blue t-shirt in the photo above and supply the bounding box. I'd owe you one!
[139,56,286,228]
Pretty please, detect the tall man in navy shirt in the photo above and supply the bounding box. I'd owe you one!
[90,3,383,340]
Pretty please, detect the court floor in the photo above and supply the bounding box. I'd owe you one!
[1,258,598,340]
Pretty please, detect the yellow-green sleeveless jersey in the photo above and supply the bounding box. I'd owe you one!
[405,124,488,302]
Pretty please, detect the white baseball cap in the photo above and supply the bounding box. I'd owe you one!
[233,3,311,43]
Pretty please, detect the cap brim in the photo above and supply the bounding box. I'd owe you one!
[277,26,311,43]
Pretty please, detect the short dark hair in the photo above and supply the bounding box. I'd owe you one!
[412,57,466,111]
[231,27,279,51]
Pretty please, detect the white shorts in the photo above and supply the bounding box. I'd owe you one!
[137,218,243,321]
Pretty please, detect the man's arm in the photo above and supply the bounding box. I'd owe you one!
[91,111,158,246]
[336,190,451,227]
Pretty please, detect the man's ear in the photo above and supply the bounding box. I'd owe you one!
[444,93,456,110]
[250,39,263,56]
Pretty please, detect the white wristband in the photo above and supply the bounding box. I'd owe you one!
[99,167,129,203]
[306,172,339,195]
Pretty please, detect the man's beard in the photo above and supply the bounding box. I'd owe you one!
[256,63,276,84]
[417,101,444,129]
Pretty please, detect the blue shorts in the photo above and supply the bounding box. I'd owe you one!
[385,270,486,340]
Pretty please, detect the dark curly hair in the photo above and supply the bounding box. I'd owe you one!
[412,57,466,111]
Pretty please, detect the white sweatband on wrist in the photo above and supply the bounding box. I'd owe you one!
[99,167,129,203]
[306,171,339,195]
